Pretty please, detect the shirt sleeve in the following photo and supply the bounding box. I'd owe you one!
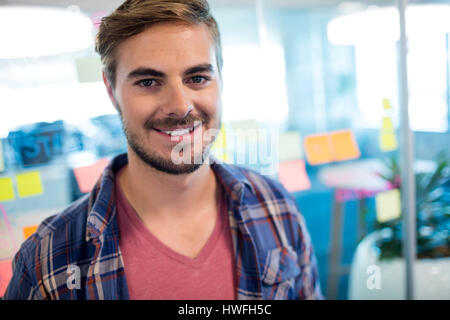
[3,243,45,300]
[293,209,325,300]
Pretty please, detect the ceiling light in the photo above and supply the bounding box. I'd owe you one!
[0,6,94,59]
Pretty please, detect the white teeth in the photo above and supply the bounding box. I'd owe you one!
[164,127,192,136]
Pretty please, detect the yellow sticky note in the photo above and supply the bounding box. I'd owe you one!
[23,225,39,240]
[380,132,398,152]
[16,171,44,198]
[0,142,4,173]
[278,132,303,162]
[376,189,401,223]
[210,124,230,162]
[382,98,392,110]
[381,117,394,131]
[278,160,311,192]
[329,130,361,162]
[0,178,15,202]
[304,134,333,165]
[75,56,103,83]
[211,124,227,151]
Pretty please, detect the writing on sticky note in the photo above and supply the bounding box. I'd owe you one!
[329,130,361,162]
[23,225,39,240]
[0,177,15,202]
[73,158,109,193]
[376,189,401,223]
[304,134,333,165]
[0,259,12,297]
[278,132,303,162]
[16,171,44,198]
[278,160,311,192]
[0,141,4,172]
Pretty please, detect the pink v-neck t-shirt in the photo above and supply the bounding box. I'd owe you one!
[115,169,237,300]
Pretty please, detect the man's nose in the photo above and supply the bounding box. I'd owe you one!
[162,81,192,119]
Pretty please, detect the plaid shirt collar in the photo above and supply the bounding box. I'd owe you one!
[85,153,255,242]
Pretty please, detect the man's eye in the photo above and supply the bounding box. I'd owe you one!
[137,79,155,87]
[189,76,209,84]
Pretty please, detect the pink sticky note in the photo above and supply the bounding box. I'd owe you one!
[278,160,311,192]
[0,259,12,298]
[73,158,109,193]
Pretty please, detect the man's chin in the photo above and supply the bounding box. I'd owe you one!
[148,161,204,175]
[131,144,208,175]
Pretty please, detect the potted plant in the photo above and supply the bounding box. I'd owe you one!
[348,151,450,299]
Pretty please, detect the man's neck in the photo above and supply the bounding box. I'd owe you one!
[118,150,219,224]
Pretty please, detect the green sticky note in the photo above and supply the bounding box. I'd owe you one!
[278,132,303,162]
[228,119,260,148]
[16,171,44,198]
[0,177,15,201]
[376,189,401,223]
[75,55,103,83]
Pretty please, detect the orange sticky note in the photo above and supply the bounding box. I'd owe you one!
[329,130,361,162]
[0,177,15,202]
[304,134,333,165]
[16,171,44,198]
[278,160,311,192]
[0,259,13,297]
[23,225,39,240]
[73,158,109,193]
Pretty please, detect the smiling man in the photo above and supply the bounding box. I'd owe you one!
[4,0,324,300]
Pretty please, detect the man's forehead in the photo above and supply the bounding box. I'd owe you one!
[115,22,217,75]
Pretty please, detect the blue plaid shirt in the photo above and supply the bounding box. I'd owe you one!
[4,153,323,300]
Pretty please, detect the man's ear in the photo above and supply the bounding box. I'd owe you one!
[102,71,119,111]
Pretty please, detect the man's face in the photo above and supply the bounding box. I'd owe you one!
[105,22,222,175]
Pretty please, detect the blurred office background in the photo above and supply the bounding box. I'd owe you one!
[0,0,449,299]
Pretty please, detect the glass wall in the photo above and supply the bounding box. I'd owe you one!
[0,0,448,299]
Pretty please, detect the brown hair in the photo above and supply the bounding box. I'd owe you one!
[95,0,223,89]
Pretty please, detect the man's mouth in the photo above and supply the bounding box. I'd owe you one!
[153,122,202,137]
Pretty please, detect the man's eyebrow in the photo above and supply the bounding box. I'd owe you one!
[126,64,214,80]
[126,68,166,80]
[184,64,214,75]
